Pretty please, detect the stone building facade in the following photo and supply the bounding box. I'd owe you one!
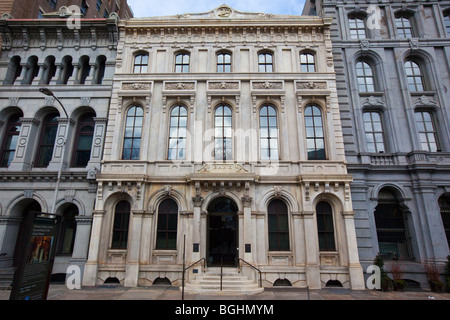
[82,5,365,291]
[303,0,450,288]
[0,12,119,280]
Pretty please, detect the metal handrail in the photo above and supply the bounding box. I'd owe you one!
[184,258,206,273]
[238,258,262,288]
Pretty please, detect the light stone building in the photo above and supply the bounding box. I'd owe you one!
[303,0,450,288]
[82,5,365,292]
[0,10,119,284]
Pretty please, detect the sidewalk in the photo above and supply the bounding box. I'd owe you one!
[1,284,449,300]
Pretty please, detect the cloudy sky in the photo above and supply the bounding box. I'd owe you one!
[127,0,306,17]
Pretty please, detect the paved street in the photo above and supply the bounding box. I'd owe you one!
[1,284,449,300]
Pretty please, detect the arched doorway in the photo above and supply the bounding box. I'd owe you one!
[207,197,238,267]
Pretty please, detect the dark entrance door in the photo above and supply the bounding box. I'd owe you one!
[207,197,238,267]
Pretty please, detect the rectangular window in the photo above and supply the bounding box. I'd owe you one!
[363,112,385,153]
[300,53,316,72]
[175,53,190,73]
[81,0,88,16]
[258,53,273,72]
[349,17,366,39]
[396,16,413,38]
[96,0,102,12]
[49,0,57,10]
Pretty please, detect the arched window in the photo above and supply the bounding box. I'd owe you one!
[156,199,178,250]
[72,113,95,167]
[0,113,22,167]
[57,204,78,255]
[60,56,74,85]
[300,52,316,72]
[217,52,231,72]
[214,105,232,161]
[268,199,289,251]
[258,51,273,72]
[3,56,22,85]
[438,196,450,249]
[305,105,326,160]
[317,201,335,251]
[375,188,412,261]
[78,56,91,85]
[168,106,187,160]
[415,111,439,152]
[356,61,375,92]
[405,60,424,92]
[112,200,130,249]
[349,16,367,39]
[259,105,279,160]
[35,113,59,167]
[363,112,385,153]
[133,53,148,73]
[122,106,143,160]
[40,56,56,85]
[175,52,190,73]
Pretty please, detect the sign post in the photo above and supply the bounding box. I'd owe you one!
[10,212,60,300]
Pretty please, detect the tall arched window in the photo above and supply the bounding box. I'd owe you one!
[217,52,231,72]
[356,61,375,92]
[72,113,95,167]
[156,199,178,250]
[94,55,107,84]
[122,106,143,160]
[375,188,412,261]
[438,195,450,249]
[268,199,289,251]
[214,105,232,161]
[258,51,273,72]
[259,105,279,160]
[35,113,59,167]
[60,56,74,84]
[23,56,39,85]
[112,200,130,249]
[77,56,91,85]
[316,201,335,251]
[405,60,424,91]
[168,106,188,160]
[133,53,148,73]
[0,112,23,167]
[305,105,326,160]
[175,52,190,73]
[300,53,316,72]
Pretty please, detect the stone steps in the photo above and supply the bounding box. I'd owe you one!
[183,268,263,295]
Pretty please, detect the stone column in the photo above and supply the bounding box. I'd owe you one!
[70,216,93,276]
[87,117,108,169]
[191,195,203,266]
[342,211,365,290]
[68,64,80,85]
[303,211,321,289]
[50,64,63,85]
[124,210,144,287]
[242,196,253,263]
[47,118,74,171]
[292,211,306,266]
[33,64,45,85]
[16,63,28,85]
[139,210,154,265]
[82,210,105,286]
[9,118,40,171]
[87,63,97,84]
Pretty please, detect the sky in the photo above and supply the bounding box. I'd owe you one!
[127,0,306,18]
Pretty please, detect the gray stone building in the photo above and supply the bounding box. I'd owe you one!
[0,9,119,285]
[81,5,365,292]
[303,0,450,288]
